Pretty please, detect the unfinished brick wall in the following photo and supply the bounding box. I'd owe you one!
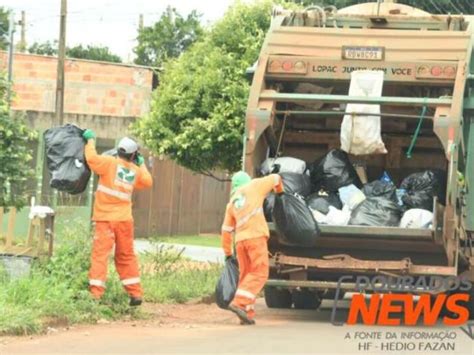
[0,52,153,117]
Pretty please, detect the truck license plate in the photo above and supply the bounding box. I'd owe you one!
[342,46,384,61]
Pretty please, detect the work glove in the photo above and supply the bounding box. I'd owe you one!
[82,129,96,141]
[225,255,233,262]
[135,153,145,166]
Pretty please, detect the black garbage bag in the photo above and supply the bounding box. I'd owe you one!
[264,193,275,222]
[280,172,312,197]
[400,170,446,210]
[215,257,239,309]
[273,193,320,247]
[44,124,91,194]
[362,180,397,203]
[349,197,401,227]
[309,149,362,192]
[306,192,343,215]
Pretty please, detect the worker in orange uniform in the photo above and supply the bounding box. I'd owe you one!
[82,129,153,306]
[221,171,284,324]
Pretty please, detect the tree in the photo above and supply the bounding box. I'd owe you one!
[0,7,10,50]
[0,76,36,208]
[134,7,203,68]
[28,42,122,62]
[66,44,122,63]
[28,41,58,56]
[134,1,275,176]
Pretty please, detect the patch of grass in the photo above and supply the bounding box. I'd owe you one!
[150,235,221,248]
[0,223,221,335]
[141,244,221,304]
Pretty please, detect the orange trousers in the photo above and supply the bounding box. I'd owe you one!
[88,221,142,299]
[231,236,269,319]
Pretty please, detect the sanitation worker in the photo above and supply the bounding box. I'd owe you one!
[221,171,284,324]
[82,129,152,306]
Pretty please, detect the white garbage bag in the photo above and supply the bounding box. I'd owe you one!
[260,157,306,175]
[340,70,387,155]
[312,205,351,226]
[400,209,433,229]
[339,184,366,210]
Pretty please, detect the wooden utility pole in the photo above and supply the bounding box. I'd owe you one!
[55,0,67,126]
[7,11,15,105]
[139,14,144,31]
[17,11,26,52]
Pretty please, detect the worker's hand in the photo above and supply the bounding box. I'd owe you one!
[135,153,145,166]
[82,129,96,141]
[225,255,233,261]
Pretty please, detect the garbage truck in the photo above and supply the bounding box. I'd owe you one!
[243,2,474,315]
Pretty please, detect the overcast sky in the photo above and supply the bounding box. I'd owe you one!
[3,0,235,61]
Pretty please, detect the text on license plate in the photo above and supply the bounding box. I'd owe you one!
[342,46,384,61]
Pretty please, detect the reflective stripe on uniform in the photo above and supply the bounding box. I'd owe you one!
[222,225,234,232]
[89,279,106,288]
[97,184,132,201]
[235,288,256,300]
[121,277,140,286]
[236,207,263,228]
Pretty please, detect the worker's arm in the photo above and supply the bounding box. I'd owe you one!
[254,174,284,196]
[221,204,235,257]
[135,163,153,190]
[84,140,114,175]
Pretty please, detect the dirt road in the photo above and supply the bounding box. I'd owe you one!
[1,299,472,354]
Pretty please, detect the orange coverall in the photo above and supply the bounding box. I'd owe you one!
[221,174,284,319]
[85,141,153,299]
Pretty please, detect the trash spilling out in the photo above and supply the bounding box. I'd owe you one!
[44,124,91,194]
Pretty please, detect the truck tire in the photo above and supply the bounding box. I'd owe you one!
[292,289,322,310]
[264,286,292,308]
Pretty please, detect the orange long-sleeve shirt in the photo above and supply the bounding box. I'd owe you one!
[85,141,153,221]
[220,174,284,256]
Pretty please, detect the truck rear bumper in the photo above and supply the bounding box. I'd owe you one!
[272,253,455,277]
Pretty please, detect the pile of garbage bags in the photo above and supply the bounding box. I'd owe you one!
[44,124,91,194]
[261,149,445,241]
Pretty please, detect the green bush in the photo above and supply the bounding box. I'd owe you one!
[0,226,221,335]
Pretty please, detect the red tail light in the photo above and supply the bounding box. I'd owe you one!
[430,66,442,76]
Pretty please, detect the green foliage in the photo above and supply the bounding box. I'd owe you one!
[135,1,275,174]
[66,44,122,63]
[0,7,9,50]
[0,75,36,208]
[134,6,203,68]
[0,224,221,335]
[28,41,122,62]
[28,40,58,56]
[140,243,220,304]
[0,222,138,335]
[154,235,221,248]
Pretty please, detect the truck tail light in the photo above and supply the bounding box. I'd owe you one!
[267,59,307,74]
[430,66,442,76]
[443,66,456,77]
[416,64,457,80]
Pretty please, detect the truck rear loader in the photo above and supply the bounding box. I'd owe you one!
[244,2,474,316]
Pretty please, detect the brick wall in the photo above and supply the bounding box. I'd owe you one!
[0,51,153,117]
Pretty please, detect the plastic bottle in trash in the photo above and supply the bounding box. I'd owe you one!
[396,188,406,206]
[380,171,392,184]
